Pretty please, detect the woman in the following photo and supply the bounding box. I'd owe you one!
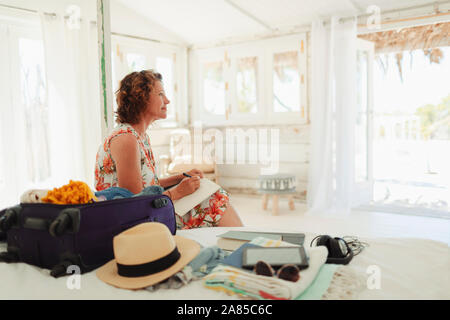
[94,70,243,229]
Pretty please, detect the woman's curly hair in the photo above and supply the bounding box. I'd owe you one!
[115,70,162,124]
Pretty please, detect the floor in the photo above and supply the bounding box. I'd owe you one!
[230,194,450,246]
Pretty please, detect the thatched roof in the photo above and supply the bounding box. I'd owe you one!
[358,22,450,80]
[358,22,450,54]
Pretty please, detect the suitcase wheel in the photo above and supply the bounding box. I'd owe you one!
[0,251,19,263]
[49,215,70,237]
[50,260,73,278]
[49,209,81,237]
[50,253,92,278]
[0,208,19,232]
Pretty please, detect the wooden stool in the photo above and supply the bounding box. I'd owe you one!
[262,193,295,215]
[259,174,296,216]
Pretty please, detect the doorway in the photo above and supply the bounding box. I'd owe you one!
[371,46,450,218]
[356,24,450,219]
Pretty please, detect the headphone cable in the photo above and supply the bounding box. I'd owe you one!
[342,236,369,256]
[310,235,369,256]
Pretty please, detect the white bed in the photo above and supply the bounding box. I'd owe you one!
[0,226,449,300]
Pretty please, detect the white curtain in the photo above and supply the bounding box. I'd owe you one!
[40,12,102,189]
[307,17,357,216]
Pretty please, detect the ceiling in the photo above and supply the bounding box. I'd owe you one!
[115,0,443,45]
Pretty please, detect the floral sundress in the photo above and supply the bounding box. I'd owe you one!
[94,123,229,229]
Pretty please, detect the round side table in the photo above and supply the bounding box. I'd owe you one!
[258,174,296,216]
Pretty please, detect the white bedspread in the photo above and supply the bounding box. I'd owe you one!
[0,227,449,300]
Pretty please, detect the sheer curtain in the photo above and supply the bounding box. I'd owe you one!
[40,12,101,189]
[307,17,357,216]
[0,13,101,209]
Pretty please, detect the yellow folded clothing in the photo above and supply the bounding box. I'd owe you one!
[42,180,98,205]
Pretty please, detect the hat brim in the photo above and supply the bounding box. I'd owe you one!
[96,235,201,290]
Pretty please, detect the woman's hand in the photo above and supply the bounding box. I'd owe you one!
[169,176,201,200]
[185,169,204,179]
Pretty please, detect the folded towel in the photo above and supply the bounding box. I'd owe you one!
[203,246,328,300]
[295,264,339,299]
[145,245,229,291]
[247,237,366,299]
[135,186,164,198]
[95,187,133,201]
[95,185,163,201]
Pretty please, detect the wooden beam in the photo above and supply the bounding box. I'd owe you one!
[97,0,114,138]
[223,0,273,32]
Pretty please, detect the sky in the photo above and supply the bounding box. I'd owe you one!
[373,46,450,114]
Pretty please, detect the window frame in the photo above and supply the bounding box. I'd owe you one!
[192,33,308,126]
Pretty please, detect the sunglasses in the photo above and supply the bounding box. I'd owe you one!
[253,260,300,282]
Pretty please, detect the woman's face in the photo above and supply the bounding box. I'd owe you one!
[144,80,170,121]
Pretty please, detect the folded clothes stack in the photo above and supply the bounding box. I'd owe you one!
[145,245,229,291]
[203,240,329,300]
[20,183,164,205]
[20,180,98,204]
[94,185,164,201]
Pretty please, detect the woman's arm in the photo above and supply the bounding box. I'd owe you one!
[110,134,143,194]
[159,174,184,189]
[161,169,204,200]
[163,176,201,201]
[159,169,204,189]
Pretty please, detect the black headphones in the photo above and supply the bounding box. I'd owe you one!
[310,235,354,265]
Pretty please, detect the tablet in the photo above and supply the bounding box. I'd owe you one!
[242,246,309,270]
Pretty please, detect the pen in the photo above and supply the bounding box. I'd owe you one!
[183,172,192,178]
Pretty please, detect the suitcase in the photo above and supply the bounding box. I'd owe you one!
[0,193,176,277]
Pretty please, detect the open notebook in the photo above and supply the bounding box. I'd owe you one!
[172,178,221,216]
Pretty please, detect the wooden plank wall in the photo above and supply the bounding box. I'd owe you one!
[216,124,309,201]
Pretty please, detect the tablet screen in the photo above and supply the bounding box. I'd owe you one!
[244,247,305,266]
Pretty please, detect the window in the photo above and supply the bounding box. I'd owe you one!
[18,37,50,183]
[202,61,226,115]
[273,51,300,113]
[193,34,307,125]
[126,52,146,72]
[156,56,175,120]
[236,56,258,114]
[111,35,184,127]
[355,49,369,182]
[111,50,118,112]
[0,15,50,208]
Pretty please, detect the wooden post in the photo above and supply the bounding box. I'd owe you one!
[288,195,295,210]
[272,195,279,216]
[262,194,269,210]
[97,0,114,138]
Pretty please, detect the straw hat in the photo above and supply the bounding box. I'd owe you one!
[96,222,200,290]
